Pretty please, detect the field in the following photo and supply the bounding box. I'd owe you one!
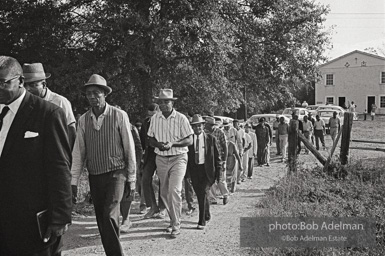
[257,115,385,255]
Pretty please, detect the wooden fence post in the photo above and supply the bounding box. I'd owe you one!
[298,132,327,166]
[340,112,354,165]
[288,119,299,172]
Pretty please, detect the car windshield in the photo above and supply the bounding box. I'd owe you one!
[319,111,334,117]
[283,108,298,115]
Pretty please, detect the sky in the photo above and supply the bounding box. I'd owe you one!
[316,0,385,60]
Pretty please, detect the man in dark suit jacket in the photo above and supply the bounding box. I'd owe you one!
[187,114,221,230]
[0,56,72,255]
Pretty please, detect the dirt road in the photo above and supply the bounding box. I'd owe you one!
[62,152,286,256]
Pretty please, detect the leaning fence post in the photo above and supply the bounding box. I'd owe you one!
[288,119,299,172]
[340,112,354,165]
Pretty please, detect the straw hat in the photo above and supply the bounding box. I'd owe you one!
[23,63,51,83]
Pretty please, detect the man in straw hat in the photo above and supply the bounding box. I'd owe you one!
[204,116,230,205]
[147,89,193,238]
[23,63,76,149]
[187,114,221,230]
[0,56,72,255]
[71,74,136,255]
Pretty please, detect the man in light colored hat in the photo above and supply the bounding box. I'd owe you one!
[204,116,229,205]
[23,63,76,148]
[147,89,193,238]
[244,123,257,179]
[187,114,221,230]
[71,74,136,255]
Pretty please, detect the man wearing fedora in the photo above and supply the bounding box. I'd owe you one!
[187,114,220,230]
[147,89,193,238]
[23,63,76,149]
[0,56,72,255]
[204,116,230,205]
[71,74,136,255]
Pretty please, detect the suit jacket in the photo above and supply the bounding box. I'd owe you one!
[187,132,221,186]
[0,92,72,255]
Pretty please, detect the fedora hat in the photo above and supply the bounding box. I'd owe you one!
[82,74,112,95]
[205,116,216,125]
[154,89,177,101]
[23,63,51,83]
[190,114,205,125]
[222,119,230,126]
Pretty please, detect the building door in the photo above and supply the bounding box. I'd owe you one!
[338,97,346,108]
[368,96,375,113]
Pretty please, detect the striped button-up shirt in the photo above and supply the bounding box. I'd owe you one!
[147,109,193,156]
[71,103,136,185]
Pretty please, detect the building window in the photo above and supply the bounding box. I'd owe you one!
[326,97,334,104]
[326,74,334,85]
[381,72,385,84]
[380,96,385,108]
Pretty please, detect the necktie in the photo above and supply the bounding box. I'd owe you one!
[0,106,10,131]
[195,135,199,164]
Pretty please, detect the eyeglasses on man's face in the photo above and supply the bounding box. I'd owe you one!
[0,75,20,89]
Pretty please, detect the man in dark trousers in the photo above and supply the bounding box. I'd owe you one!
[0,56,72,255]
[187,114,221,230]
[140,103,166,219]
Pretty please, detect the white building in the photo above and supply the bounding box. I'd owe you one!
[315,50,385,114]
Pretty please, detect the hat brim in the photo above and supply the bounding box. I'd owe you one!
[82,83,112,95]
[24,73,51,83]
[190,121,205,125]
[154,96,177,101]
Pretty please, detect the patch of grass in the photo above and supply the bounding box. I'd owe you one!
[259,158,385,255]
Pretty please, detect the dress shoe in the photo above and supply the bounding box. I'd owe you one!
[223,196,229,205]
[170,229,181,238]
[266,163,270,167]
[155,209,166,219]
[165,226,172,233]
[210,200,218,205]
[197,225,205,230]
[120,221,132,233]
[186,207,196,215]
[144,209,158,219]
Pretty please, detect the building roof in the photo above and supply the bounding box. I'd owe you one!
[319,50,385,68]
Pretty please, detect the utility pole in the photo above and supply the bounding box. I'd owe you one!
[244,85,247,120]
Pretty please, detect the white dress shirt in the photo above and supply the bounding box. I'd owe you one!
[0,90,26,156]
[194,133,205,164]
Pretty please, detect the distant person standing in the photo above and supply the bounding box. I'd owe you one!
[147,89,193,238]
[328,111,341,143]
[273,115,281,155]
[23,63,76,148]
[71,74,137,255]
[254,117,272,167]
[302,101,308,108]
[371,103,377,120]
[350,101,357,120]
[245,123,257,179]
[302,115,313,154]
[278,116,289,162]
[314,115,326,150]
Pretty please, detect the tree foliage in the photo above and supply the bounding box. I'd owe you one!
[0,0,331,120]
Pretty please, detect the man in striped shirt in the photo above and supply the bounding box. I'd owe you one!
[71,74,136,256]
[147,89,193,238]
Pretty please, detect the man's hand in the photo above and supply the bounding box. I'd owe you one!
[43,224,69,243]
[71,185,77,204]
[163,142,172,150]
[239,152,243,158]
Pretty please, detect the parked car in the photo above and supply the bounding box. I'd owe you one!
[306,105,320,114]
[315,105,345,115]
[317,109,344,134]
[214,115,233,126]
[282,107,309,120]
